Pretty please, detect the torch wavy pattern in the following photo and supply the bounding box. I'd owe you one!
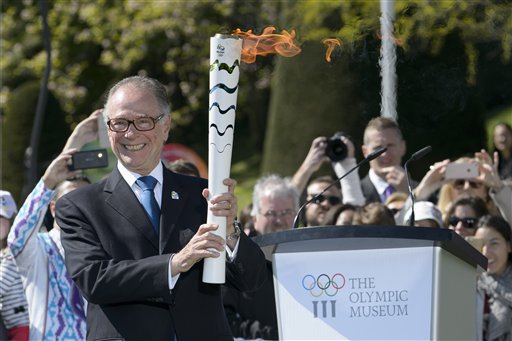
[209,123,234,136]
[210,142,232,154]
[209,103,236,114]
[209,59,240,73]
[209,83,238,94]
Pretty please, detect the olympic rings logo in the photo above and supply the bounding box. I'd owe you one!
[302,273,346,297]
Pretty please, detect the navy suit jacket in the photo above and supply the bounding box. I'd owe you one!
[56,167,267,341]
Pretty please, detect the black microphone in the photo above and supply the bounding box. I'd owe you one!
[292,147,387,229]
[404,146,432,226]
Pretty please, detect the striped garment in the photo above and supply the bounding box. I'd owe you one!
[7,179,86,341]
[0,248,29,330]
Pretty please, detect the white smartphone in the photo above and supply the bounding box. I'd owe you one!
[444,162,479,179]
[97,113,110,148]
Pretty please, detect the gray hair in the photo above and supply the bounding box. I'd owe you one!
[251,174,299,216]
[103,75,171,122]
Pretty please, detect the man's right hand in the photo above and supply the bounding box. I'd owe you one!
[170,224,225,275]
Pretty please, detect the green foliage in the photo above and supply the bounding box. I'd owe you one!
[1,0,511,205]
[1,81,69,202]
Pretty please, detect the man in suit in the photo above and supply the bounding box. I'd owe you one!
[56,76,267,340]
[360,116,409,204]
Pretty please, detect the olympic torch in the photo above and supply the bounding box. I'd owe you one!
[202,34,242,284]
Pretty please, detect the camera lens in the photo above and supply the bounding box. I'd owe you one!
[326,133,347,162]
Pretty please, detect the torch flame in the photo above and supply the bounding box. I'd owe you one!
[375,32,402,46]
[322,38,342,62]
[233,26,301,64]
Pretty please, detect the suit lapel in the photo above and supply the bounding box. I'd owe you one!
[104,168,159,249]
[160,169,190,253]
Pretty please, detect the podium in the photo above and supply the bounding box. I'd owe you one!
[252,225,487,340]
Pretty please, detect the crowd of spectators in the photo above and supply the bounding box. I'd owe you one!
[1,86,510,340]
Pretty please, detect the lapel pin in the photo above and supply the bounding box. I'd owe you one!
[171,191,179,200]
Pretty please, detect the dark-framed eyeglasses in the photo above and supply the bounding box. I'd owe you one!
[260,209,295,219]
[310,194,341,206]
[107,114,166,133]
[453,179,483,190]
[448,216,477,229]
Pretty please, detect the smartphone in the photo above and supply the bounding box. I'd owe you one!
[444,162,479,179]
[69,149,109,170]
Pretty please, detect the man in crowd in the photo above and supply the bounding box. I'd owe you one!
[56,75,266,340]
[360,116,409,204]
[223,174,299,340]
[293,135,365,227]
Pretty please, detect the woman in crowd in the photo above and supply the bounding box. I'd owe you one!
[492,122,512,180]
[413,152,511,223]
[475,215,512,341]
[444,196,489,238]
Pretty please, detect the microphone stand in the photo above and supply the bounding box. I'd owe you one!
[292,147,387,229]
[404,146,432,226]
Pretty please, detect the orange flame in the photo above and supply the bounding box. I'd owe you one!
[233,26,301,64]
[322,38,342,62]
[375,32,403,46]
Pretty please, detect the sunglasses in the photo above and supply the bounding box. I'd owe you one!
[310,194,341,206]
[448,216,477,229]
[453,179,483,190]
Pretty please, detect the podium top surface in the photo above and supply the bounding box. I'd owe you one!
[251,225,487,269]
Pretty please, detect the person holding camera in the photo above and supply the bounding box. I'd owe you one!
[7,110,101,340]
[360,116,410,204]
[292,133,365,226]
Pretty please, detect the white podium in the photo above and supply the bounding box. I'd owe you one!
[252,225,487,340]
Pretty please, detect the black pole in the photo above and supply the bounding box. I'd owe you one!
[23,0,51,197]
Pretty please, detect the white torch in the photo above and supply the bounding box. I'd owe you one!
[203,34,242,284]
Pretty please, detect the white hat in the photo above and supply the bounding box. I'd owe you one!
[0,190,18,219]
[404,201,443,228]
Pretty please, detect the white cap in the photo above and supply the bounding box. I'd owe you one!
[0,190,18,219]
[404,201,443,228]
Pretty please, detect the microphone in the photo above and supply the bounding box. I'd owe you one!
[404,146,432,226]
[292,147,387,229]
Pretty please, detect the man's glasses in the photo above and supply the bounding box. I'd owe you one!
[107,114,165,133]
[310,194,341,206]
[448,216,477,229]
[260,209,295,219]
[453,179,483,190]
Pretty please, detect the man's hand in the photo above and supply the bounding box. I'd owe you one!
[292,137,330,193]
[202,178,238,249]
[381,165,409,193]
[171,224,225,275]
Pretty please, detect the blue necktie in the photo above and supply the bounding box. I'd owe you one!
[136,176,160,236]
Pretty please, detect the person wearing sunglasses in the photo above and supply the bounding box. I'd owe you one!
[292,134,365,210]
[474,215,512,341]
[444,196,489,238]
[304,175,343,226]
[413,154,511,224]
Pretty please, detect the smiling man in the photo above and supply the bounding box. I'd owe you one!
[56,76,266,340]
